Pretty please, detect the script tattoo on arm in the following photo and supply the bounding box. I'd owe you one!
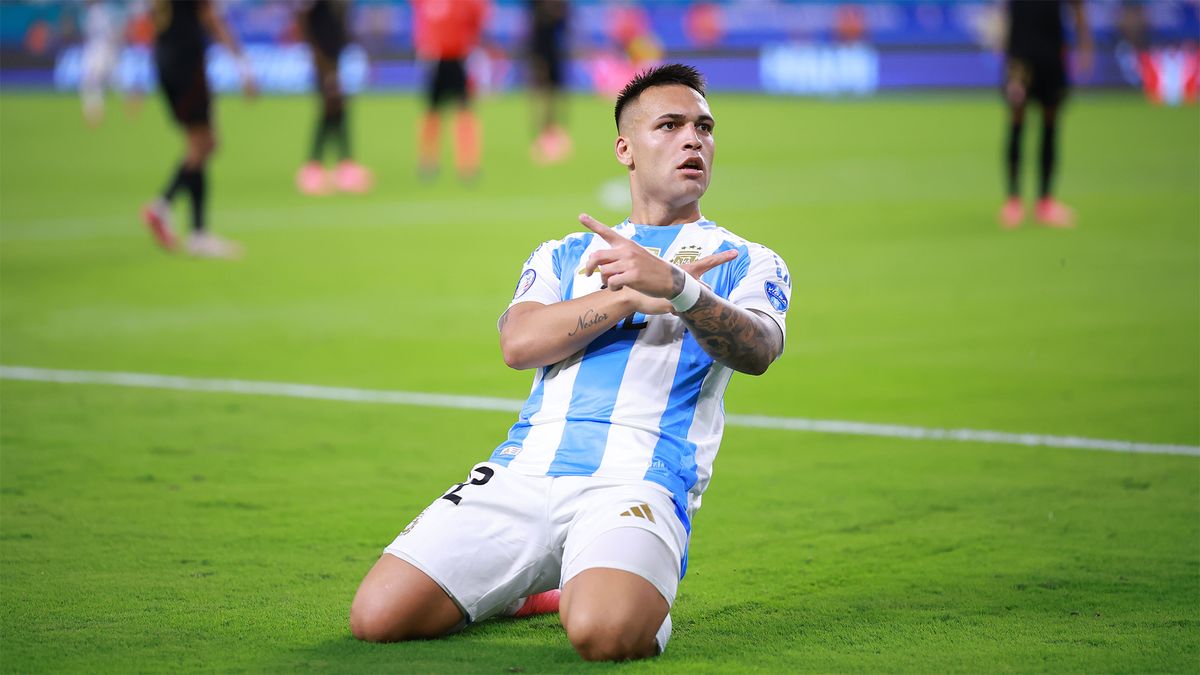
[567,308,609,337]
[678,290,782,376]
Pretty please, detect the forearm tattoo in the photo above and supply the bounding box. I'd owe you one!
[670,266,686,297]
[568,308,609,337]
[679,291,782,375]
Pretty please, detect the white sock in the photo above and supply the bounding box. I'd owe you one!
[655,613,672,654]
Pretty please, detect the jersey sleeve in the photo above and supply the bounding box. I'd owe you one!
[725,243,791,346]
[498,239,562,330]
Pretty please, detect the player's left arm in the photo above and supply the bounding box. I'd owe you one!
[675,287,783,376]
[580,213,784,376]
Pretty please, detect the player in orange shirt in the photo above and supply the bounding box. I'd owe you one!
[412,0,488,182]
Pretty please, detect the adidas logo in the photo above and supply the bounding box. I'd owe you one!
[619,503,656,523]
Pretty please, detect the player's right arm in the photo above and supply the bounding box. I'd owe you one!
[498,237,735,371]
[499,290,645,370]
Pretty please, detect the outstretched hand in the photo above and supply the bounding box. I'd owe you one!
[579,213,737,298]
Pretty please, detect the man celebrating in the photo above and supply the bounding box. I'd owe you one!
[350,64,791,661]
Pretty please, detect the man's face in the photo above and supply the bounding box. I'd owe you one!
[617,84,715,210]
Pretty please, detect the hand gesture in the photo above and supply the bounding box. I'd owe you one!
[580,213,737,297]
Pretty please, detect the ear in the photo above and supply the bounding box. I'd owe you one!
[614,135,634,168]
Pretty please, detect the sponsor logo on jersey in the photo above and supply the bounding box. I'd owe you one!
[513,269,537,299]
[619,503,656,522]
[764,280,789,312]
[671,245,704,266]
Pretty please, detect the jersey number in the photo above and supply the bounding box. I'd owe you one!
[441,465,495,505]
[618,313,647,331]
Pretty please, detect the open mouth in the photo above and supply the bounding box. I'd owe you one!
[677,157,705,174]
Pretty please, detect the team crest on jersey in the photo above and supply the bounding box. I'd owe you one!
[764,280,789,312]
[671,245,703,266]
[513,269,537,299]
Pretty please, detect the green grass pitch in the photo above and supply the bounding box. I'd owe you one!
[1,89,1197,672]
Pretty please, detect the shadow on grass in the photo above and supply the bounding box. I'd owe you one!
[257,616,647,674]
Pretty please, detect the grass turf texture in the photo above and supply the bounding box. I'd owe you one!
[1,91,1197,672]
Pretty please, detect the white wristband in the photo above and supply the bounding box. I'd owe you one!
[669,268,702,313]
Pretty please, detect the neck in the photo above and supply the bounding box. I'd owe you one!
[628,194,702,227]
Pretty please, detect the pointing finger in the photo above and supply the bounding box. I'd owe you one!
[579,213,624,245]
[683,250,739,277]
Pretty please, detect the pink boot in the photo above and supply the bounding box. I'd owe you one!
[508,589,560,618]
[1035,198,1076,228]
[998,197,1023,229]
[334,161,374,194]
[296,161,331,195]
[142,199,178,251]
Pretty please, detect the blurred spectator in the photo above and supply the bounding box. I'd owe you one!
[412,0,489,182]
[527,0,571,165]
[998,0,1092,230]
[295,0,373,195]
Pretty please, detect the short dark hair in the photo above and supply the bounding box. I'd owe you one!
[614,63,707,131]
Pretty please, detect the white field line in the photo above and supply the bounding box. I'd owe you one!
[1,365,1197,458]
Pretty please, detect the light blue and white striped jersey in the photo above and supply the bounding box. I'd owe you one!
[490,218,791,535]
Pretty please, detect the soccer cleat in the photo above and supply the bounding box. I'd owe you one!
[509,589,561,618]
[296,161,332,195]
[531,126,573,165]
[998,197,1023,229]
[334,160,374,194]
[186,233,243,260]
[142,200,178,251]
[1035,198,1076,229]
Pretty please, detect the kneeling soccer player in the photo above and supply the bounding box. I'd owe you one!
[350,64,791,661]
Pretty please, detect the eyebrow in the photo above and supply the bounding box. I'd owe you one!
[654,112,716,126]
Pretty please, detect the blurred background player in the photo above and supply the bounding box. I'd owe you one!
[142,0,256,258]
[527,0,570,165]
[999,0,1092,229]
[412,0,488,182]
[79,0,125,128]
[294,0,372,195]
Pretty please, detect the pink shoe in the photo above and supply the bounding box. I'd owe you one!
[334,160,373,194]
[1035,198,1076,228]
[531,127,572,165]
[509,589,560,618]
[186,232,243,260]
[142,200,178,251]
[296,161,331,195]
[998,197,1023,229]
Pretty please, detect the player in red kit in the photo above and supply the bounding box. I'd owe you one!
[412,0,489,182]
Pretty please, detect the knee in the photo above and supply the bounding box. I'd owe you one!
[349,597,402,643]
[564,610,656,662]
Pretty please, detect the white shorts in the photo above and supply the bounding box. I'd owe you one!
[383,462,688,622]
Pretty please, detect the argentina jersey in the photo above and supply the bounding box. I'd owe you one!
[490,218,791,533]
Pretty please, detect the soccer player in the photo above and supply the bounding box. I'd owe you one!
[79,0,124,128]
[294,0,372,195]
[999,0,1092,229]
[350,64,791,661]
[527,0,571,165]
[412,0,488,181]
[141,0,256,258]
